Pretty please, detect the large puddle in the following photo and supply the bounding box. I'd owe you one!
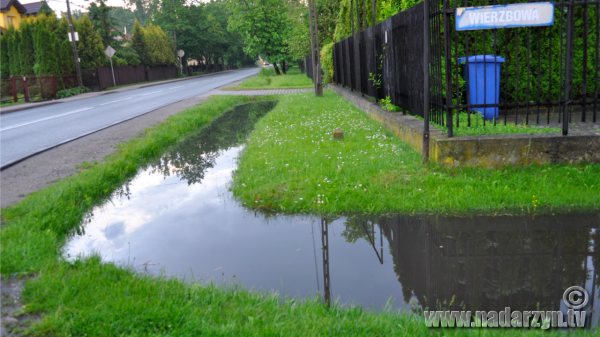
[66,102,600,328]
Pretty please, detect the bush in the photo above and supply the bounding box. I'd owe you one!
[56,86,91,99]
[320,42,334,84]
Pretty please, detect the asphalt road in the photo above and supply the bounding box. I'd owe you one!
[0,68,259,167]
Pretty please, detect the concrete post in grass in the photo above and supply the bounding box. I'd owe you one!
[333,128,344,140]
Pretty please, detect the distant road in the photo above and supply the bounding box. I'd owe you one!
[0,68,260,167]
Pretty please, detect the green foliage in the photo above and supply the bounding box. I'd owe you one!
[38,0,54,16]
[1,33,10,77]
[320,42,334,83]
[9,29,22,76]
[227,0,288,64]
[33,20,60,75]
[434,112,561,136]
[379,96,401,111]
[88,0,122,49]
[333,0,380,42]
[76,14,106,70]
[232,66,312,89]
[56,86,91,99]
[232,90,600,214]
[131,19,148,65]
[58,40,75,75]
[20,20,35,75]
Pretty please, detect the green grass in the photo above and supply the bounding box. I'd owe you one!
[434,112,562,136]
[227,67,313,90]
[1,100,22,107]
[1,95,261,276]
[1,91,597,336]
[231,90,600,215]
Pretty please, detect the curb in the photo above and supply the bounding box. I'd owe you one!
[0,67,258,115]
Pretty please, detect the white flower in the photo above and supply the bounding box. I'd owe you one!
[299,198,303,200]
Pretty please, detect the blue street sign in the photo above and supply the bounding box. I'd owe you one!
[455,2,554,31]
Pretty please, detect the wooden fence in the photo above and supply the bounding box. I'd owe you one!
[96,65,177,90]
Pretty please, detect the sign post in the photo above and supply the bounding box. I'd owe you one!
[177,50,185,75]
[105,46,116,88]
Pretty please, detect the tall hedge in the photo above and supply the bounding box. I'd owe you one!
[0,34,9,77]
[20,20,36,75]
[34,21,60,75]
[9,29,22,76]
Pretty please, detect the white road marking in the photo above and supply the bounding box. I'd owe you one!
[140,90,163,96]
[0,107,94,132]
[99,97,132,106]
[169,86,184,90]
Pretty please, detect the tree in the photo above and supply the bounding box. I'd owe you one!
[1,34,10,77]
[88,0,121,49]
[33,21,60,75]
[76,14,106,69]
[227,0,289,75]
[131,19,148,65]
[20,19,35,75]
[9,29,22,76]
[109,7,136,35]
[38,0,54,16]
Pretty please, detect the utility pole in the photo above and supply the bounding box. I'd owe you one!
[66,0,83,87]
[307,0,322,96]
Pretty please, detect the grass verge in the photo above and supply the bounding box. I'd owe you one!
[231,90,600,214]
[225,67,313,90]
[432,112,562,136]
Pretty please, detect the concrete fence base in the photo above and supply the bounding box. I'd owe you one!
[328,84,600,168]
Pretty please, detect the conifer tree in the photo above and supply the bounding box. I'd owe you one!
[76,14,106,69]
[131,19,148,65]
[0,34,10,77]
[9,30,22,75]
[34,21,60,74]
[20,20,36,75]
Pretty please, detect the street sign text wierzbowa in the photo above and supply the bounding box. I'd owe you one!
[455,2,554,31]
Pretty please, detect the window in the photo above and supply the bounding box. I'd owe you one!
[7,16,16,26]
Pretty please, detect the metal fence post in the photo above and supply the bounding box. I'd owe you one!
[443,0,453,138]
[22,76,29,103]
[51,75,56,99]
[423,0,430,164]
[11,76,17,103]
[562,0,574,136]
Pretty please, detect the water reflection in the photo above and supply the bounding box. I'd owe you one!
[66,101,599,328]
[342,213,600,328]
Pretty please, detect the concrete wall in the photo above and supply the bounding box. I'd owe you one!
[328,84,600,168]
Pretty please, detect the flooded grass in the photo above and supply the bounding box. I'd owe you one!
[231,90,600,214]
[2,92,599,335]
[1,95,271,275]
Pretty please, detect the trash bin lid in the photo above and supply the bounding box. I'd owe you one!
[458,55,506,64]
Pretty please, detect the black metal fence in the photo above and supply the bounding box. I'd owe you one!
[330,0,600,136]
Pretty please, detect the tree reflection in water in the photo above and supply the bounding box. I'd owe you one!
[339,213,600,327]
[149,101,277,184]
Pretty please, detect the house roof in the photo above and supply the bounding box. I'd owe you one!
[0,0,27,14]
[22,1,50,15]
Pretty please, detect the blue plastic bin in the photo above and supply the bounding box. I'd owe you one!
[457,55,505,120]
